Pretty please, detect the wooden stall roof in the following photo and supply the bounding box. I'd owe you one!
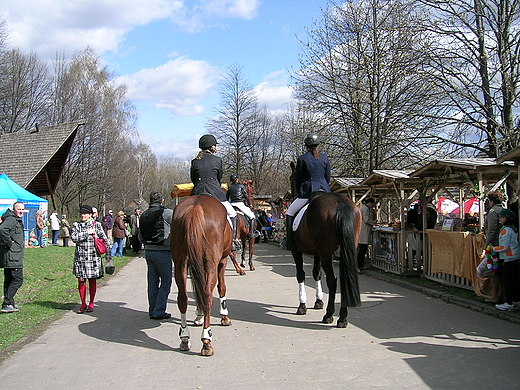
[497,146,520,164]
[408,158,515,183]
[329,177,365,193]
[360,170,414,186]
[0,120,84,197]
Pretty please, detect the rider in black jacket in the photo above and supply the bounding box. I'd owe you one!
[191,134,241,252]
[227,174,258,239]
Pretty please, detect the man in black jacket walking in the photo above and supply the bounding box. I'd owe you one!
[0,202,26,313]
[138,192,173,320]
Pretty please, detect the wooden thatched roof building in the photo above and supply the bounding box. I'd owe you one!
[0,120,84,206]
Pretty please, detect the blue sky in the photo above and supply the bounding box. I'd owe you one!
[0,0,329,160]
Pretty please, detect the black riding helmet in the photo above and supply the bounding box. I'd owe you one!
[199,134,218,149]
[230,174,238,181]
[304,133,320,147]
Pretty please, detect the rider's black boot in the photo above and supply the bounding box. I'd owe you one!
[249,218,259,239]
[231,216,242,252]
[285,215,294,250]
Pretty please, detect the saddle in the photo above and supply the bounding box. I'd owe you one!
[292,191,326,231]
[232,207,249,225]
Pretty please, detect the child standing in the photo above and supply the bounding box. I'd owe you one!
[493,208,520,311]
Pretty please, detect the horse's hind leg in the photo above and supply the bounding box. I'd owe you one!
[174,265,191,351]
[230,252,245,275]
[240,243,246,268]
[337,307,348,328]
[293,248,307,315]
[248,238,255,271]
[217,259,232,326]
[321,258,337,324]
[201,282,215,357]
[312,256,324,309]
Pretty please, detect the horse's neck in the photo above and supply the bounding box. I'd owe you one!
[241,181,255,208]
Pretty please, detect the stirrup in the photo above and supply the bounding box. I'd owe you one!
[232,239,242,252]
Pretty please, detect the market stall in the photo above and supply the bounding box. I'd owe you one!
[358,170,422,275]
[409,158,517,292]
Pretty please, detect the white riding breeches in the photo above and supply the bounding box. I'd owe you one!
[286,198,309,217]
[231,201,255,220]
[222,201,237,224]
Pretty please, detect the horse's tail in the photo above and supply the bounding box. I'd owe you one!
[336,197,361,307]
[184,203,209,315]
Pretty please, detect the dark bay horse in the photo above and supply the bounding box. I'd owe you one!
[229,212,257,275]
[290,165,362,327]
[170,195,232,356]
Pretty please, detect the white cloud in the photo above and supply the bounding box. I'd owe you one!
[115,57,221,116]
[202,0,260,19]
[1,0,181,57]
[254,69,294,112]
[139,131,199,160]
[0,0,260,57]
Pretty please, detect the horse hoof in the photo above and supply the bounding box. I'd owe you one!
[193,320,203,327]
[201,340,214,356]
[221,316,232,326]
[238,270,246,275]
[322,314,334,324]
[249,266,255,271]
[313,299,324,309]
[240,262,246,268]
[295,303,307,315]
[337,319,348,328]
[180,339,191,351]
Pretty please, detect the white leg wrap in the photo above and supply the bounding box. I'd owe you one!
[315,280,324,300]
[194,307,204,326]
[179,325,190,339]
[298,282,307,304]
[202,327,212,341]
[220,297,229,316]
[181,313,187,328]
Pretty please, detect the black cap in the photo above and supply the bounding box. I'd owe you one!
[199,134,218,149]
[79,205,93,214]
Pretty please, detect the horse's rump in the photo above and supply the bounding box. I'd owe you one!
[171,195,230,314]
[300,192,361,307]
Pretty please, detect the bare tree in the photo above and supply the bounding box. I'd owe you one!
[418,0,520,157]
[207,64,261,176]
[51,48,137,213]
[155,154,190,208]
[0,48,51,134]
[293,0,453,177]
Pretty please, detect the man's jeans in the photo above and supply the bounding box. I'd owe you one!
[145,250,173,317]
[111,238,124,257]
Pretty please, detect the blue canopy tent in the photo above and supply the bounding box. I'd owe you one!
[0,173,48,246]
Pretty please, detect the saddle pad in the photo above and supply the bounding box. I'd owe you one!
[293,204,309,231]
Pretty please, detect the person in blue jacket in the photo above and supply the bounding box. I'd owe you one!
[493,208,520,311]
[285,133,331,249]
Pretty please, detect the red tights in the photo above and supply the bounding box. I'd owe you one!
[78,278,97,308]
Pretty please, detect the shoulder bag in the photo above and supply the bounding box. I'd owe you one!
[92,221,107,255]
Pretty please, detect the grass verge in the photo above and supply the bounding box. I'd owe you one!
[0,246,132,363]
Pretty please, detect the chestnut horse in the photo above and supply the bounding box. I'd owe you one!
[229,213,257,275]
[170,195,232,356]
[290,163,362,327]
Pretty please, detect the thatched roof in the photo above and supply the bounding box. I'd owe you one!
[0,120,84,197]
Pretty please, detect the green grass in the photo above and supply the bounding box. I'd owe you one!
[0,246,131,359]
